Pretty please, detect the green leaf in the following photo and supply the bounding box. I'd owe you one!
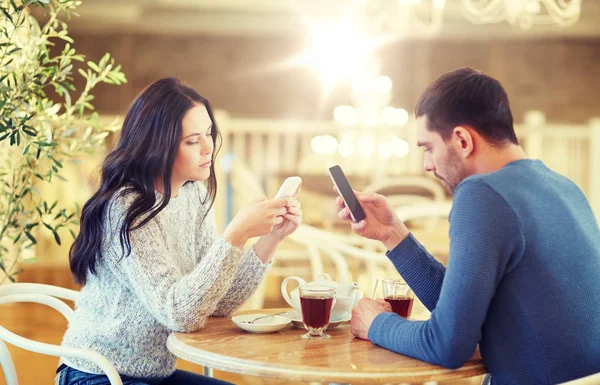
[63,81,76,91]
[23,127,37,136]
[88,61,101,73]
[9,0,21,12]
[24,231,37,245]
[2,9,13,24]
[55,173,67,182]
[69,228,76,239]
[58,34,74,43]
[22,144,30,155]
[34,141,58,147]
[53,231,61,245]
[21,113,36,123]
[99,53,110,68]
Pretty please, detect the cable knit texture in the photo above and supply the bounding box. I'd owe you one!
[369,160,600,385]
[61,181,270,378]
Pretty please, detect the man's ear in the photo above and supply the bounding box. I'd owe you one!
[452,126,474,159]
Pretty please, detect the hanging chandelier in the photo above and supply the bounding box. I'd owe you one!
[461,0,582,29]
[349,0,582,34]
[353,0,446,35]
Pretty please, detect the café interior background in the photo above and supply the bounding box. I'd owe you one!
[2,1,600,384]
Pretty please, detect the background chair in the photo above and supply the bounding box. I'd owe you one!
[0,283,122,385]
[364,175,447,205]
[396,201,452,266]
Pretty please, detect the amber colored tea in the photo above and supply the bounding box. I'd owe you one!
[300,295,334,328]
[384,295,414,318]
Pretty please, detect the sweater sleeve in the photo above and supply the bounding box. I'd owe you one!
[386,233,446,311]
[103,197,245,333]
[368,179,525,369]
[211,246,271,316]
[198,204,271,316]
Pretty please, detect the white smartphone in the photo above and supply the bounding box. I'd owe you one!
[328,165,366,222]
[275,176,302,198]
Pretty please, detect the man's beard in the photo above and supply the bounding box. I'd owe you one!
[435,149,468,194]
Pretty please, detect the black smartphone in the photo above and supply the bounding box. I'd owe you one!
[328,165,366,222]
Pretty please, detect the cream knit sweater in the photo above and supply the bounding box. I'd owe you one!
[61,182,269,378]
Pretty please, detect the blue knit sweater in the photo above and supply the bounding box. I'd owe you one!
[369,160,600,385]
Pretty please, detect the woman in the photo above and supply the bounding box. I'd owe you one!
[56,78,302,385]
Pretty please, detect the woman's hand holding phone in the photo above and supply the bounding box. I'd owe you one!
[224,197,298,247]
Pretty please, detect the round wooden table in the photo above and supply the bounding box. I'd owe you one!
[167,308,487,385]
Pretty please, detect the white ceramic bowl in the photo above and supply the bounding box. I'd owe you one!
[232,313,292,334]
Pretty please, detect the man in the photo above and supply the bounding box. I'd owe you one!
[337,68,600,385]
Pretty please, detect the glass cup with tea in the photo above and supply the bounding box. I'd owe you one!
[299,285,336,340]
[382,279,414,318]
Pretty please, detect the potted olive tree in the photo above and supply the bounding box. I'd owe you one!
[0,0,126,282]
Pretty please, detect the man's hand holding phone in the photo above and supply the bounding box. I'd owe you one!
[333,181,410,250]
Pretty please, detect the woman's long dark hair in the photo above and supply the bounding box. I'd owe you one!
[70,78,221,285]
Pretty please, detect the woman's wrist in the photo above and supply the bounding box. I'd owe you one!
[223,226,248,248]
[254,234,282,263]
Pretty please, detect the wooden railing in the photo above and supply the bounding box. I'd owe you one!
[215,110,600,227]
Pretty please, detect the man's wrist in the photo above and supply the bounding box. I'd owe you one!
[382,224,409,250]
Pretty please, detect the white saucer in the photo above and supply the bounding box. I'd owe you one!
[285,310,351,329]
[232,313,291,334]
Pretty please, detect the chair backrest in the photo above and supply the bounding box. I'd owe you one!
[290,224,397,291]
[0,283,123,385]
[395,201,452,223]
[0,282,79,302]
[364,176,447,202]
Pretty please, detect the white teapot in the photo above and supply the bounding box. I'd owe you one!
[281,273,363,320]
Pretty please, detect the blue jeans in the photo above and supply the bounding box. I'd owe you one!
[56,365,234,385]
